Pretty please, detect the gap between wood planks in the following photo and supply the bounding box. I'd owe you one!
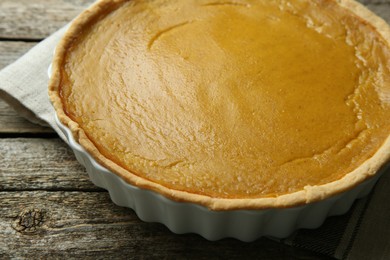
[0,38,43,42]
[0,132,58,138]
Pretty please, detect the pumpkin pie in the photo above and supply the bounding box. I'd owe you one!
[49,0,390,210]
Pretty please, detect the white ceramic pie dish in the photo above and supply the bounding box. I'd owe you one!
[53,112,386,241]
[47,0,390,241]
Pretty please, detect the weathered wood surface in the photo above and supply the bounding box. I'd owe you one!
[0,191,333,259]
[0,137,332,259]
[0,138,99,191]
[0,41,36,70]
[0,0,389,259]
[0,0,95,39]
[0,100,54,134]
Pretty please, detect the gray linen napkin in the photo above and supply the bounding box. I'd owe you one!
[0,26,68,141]
[1,24,389,260]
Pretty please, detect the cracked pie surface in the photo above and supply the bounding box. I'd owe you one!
[49,0,390,210]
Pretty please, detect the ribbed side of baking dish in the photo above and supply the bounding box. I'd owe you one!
[55,114,385,241]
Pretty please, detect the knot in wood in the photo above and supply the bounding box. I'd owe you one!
[12,208,46,233]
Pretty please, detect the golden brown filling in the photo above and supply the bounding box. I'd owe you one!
[61,0,390,198]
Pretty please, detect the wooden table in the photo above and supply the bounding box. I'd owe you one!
[1,1,389,258]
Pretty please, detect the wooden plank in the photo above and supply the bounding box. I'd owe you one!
[0,0,388,40]
[0,137,332,258]
[0,138,100,191]
[0,0,95,39]
[0,191,332,259]
[0,100,54,134]
[0,41,36,70]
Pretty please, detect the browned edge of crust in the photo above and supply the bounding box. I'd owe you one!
[48,0,390,211]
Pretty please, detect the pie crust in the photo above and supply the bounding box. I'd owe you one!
[49,0,390,210]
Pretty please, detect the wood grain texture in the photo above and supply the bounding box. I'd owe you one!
[0,0,95,39]
[0,138,330,259]
[0,138,99,191]
[0,41,36,70]
[0,100,54,134]
[0,191,332,259]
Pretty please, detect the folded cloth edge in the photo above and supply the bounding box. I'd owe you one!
[0,26,68,141]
